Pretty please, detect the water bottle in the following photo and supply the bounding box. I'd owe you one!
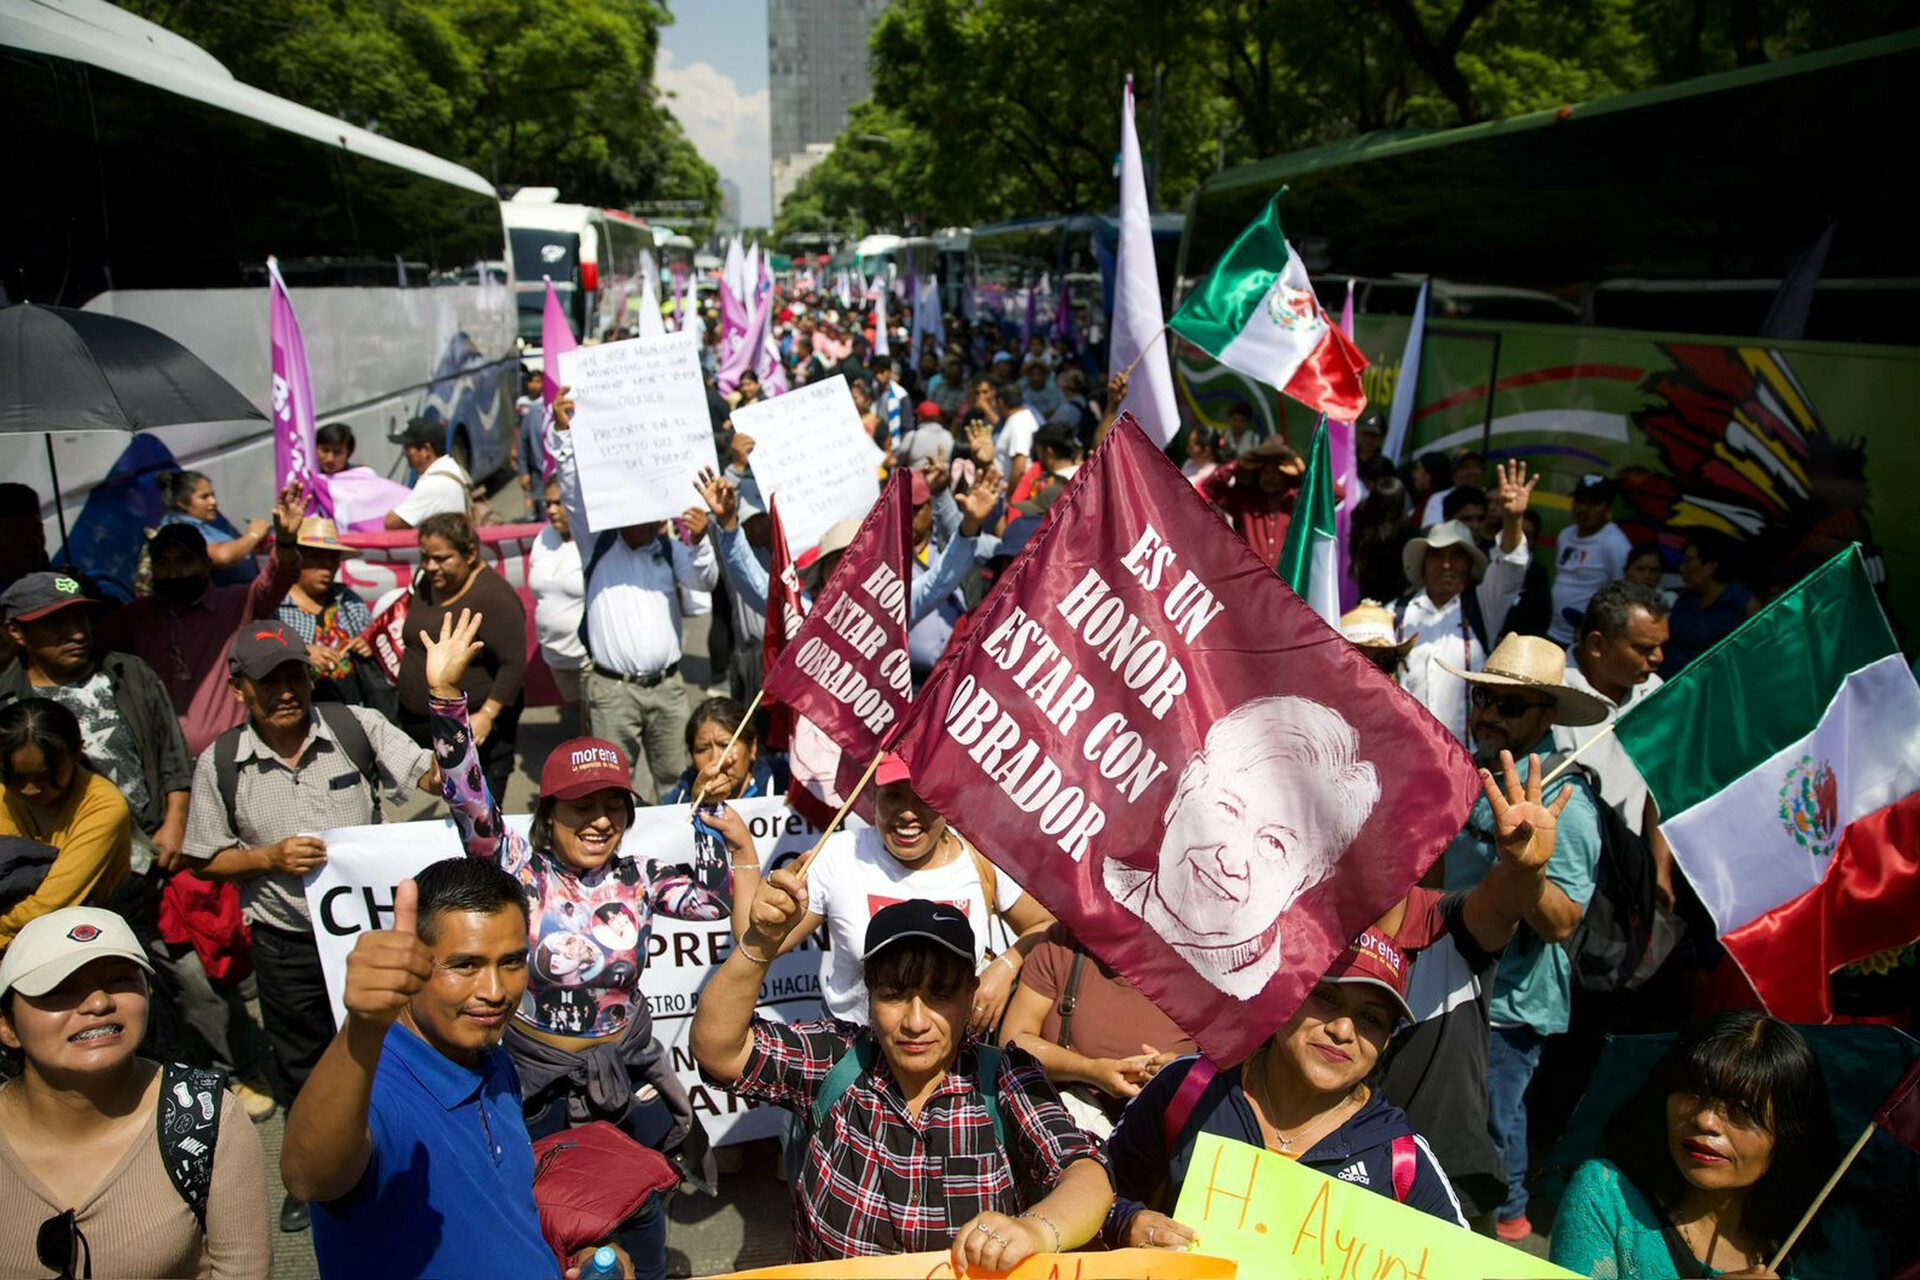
[577,1245,622,1279]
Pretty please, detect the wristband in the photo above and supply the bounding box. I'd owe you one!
[993,952,1019,977]
[735,938,777,965]
[1017,1212,1062,1253]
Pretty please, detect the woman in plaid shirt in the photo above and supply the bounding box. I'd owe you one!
[693,881,1113,1270]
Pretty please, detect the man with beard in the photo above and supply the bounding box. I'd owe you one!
[1437,634,1608,1243]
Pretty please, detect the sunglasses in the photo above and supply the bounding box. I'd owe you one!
[1469,686,1556,718]
[37,1209,90,1278]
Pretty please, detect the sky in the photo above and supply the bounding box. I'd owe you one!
[658,0,772,228]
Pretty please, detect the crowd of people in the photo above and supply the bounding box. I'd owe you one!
[0,271,1902,1280]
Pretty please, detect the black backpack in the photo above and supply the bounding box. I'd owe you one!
[158,1061,226,1230]
[211,703,382,831]
[1546,756,1659,994]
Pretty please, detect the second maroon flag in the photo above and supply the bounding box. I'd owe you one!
[763,470,914,824]
[891,415,1478,1062]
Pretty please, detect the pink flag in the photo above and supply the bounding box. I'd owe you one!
[719,279,748,363]
[889,414,1478,1062]
[718,289,769,396]
[268,258,330,516]
[540,276,577,408]
[1331,279,1360,611]
[672,273,686,332]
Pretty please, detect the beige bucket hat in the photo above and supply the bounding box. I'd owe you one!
[1402,519,1489,589]
[1437,634,1611,727]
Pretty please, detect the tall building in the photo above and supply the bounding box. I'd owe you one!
[768,0,889,210]
[718,178,742,234]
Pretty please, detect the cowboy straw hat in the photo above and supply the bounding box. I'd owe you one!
[295,516,355,555]
[1340,600,1415,660]
[1437,634,1611,727]
[1402,519,1489,589]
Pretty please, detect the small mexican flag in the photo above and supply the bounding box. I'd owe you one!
[1276,419,1340,625]
[1614,546,1920,1022]
[1169,193,1369,420]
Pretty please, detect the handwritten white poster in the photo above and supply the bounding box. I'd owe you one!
[558,332,716,529]
[732,374,884,556]
[303,797,832,1145]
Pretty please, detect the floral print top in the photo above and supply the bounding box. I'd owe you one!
[431,697,727,1038]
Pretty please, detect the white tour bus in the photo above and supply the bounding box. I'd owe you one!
[1,0,518,581]
[503,191,656,346]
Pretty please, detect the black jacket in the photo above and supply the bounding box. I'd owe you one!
[0,652,192,834]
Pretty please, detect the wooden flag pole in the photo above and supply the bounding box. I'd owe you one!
[690,687,766,810]
[792,749,887,886]
[1118,320,1174,383]
[1769,1120,1877,1272]
[1540,720,1620,786]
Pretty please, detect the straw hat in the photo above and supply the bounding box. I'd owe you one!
[1340,600,1415,661]
[1402,519,1489,589]
[295,517,354,554]
[1437,634,1610,727]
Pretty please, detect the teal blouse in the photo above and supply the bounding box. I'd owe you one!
[1551,1159,1730,1279]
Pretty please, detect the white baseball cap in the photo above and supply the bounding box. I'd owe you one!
[0,907,151,1000]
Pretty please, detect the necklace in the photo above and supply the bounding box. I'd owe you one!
[1246,1047,1364,1155]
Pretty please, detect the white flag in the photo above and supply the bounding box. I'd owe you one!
[1109,76,1180,447]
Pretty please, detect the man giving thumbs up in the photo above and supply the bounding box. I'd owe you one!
[280,859,607,1277]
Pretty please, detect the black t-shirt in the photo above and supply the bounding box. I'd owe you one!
[1380,887,1507,1220]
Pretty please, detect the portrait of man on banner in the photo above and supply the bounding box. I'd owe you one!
[1103,694,1380,1000]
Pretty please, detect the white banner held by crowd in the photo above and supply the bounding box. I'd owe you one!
[732,374,884,557]
[557,332,716,530]
[303,797,832,1145]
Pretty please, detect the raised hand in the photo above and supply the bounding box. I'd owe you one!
[342,878,433,1027]
[966,420,995,467]
[741,866,810,959]
[694,465,740,532]
[729,432,755,471]
[921,452,952,496]
[1494,459,1538,522]
[421,608,485,701]
[680,504,711,542]
[272,480,309,543]
[958,465,1006,537]
[551,386,575,431]
[1481,750,1572,873]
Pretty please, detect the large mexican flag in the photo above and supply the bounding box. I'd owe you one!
[1614,546,1920,1021]
[1168,193,1369,421]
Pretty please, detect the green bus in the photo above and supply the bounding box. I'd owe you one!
[1173,31,1920,639]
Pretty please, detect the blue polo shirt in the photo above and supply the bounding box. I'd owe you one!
[311,1023,555,1279]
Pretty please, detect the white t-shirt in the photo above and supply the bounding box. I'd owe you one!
[995,407,1038,478]
[390,455,471,527]
[807,827,1025,1023]
[1548,522,1632,643]
[527,525,586,669]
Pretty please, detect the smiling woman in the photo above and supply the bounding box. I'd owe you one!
[0,908,269,1278]
[0,698,133,949]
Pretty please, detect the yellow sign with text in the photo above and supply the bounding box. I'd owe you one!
[712,1247,1237,1278]
[1171,1134,1578,1280]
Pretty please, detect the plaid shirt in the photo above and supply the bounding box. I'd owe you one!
[723,1018,1105,1262]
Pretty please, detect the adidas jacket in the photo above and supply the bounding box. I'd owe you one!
[1101,1055,1467,1246]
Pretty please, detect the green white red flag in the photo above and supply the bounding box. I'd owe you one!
[1168,194,1369,421]
[1613,546,1920,1022]
[1276,420,1340,626]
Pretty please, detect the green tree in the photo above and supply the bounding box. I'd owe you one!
[112,0,719,216]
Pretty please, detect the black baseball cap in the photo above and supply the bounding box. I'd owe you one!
[1,572,95,623]
[228,621,309,679]
[1572,474,1618,502]
[399,416,446,449]
[861,899,975,964]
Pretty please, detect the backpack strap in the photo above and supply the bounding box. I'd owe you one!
[810,1038,1006,1150]
[1460,584,1492,653]
[1056,949,1089,1052]
[577,531,621,654]
[315,702,383,819]
[1390,1134,1417,1203]
[211,726,245,837]
[1161,1057,1219,1154]
[157,1061,226,1231]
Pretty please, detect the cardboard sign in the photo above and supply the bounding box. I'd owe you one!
[711,1248,1237,1279]
[733,374,884,556]
[303,797,831,1145]
[1172,1134,1576,1279]
[557,332,716,529]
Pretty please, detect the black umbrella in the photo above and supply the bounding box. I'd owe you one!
[0,302,266,552]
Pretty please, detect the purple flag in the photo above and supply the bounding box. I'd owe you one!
[718,289,769,395]
[540,276,578,408]
[719,279,748,362]
[671,273,686,332]
[268,258,330,516]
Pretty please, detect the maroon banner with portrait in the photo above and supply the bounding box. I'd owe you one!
[763,468,913,776]
[890,415,1478,1063]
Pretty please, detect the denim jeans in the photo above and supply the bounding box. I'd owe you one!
[1486,1024,1548,1223]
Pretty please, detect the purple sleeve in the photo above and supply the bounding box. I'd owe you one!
[431,695,532,880]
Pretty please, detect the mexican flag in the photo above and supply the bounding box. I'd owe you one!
[1276,419,1340,625]
[1614,547,1920,1022]
[1168,193,1369,421]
